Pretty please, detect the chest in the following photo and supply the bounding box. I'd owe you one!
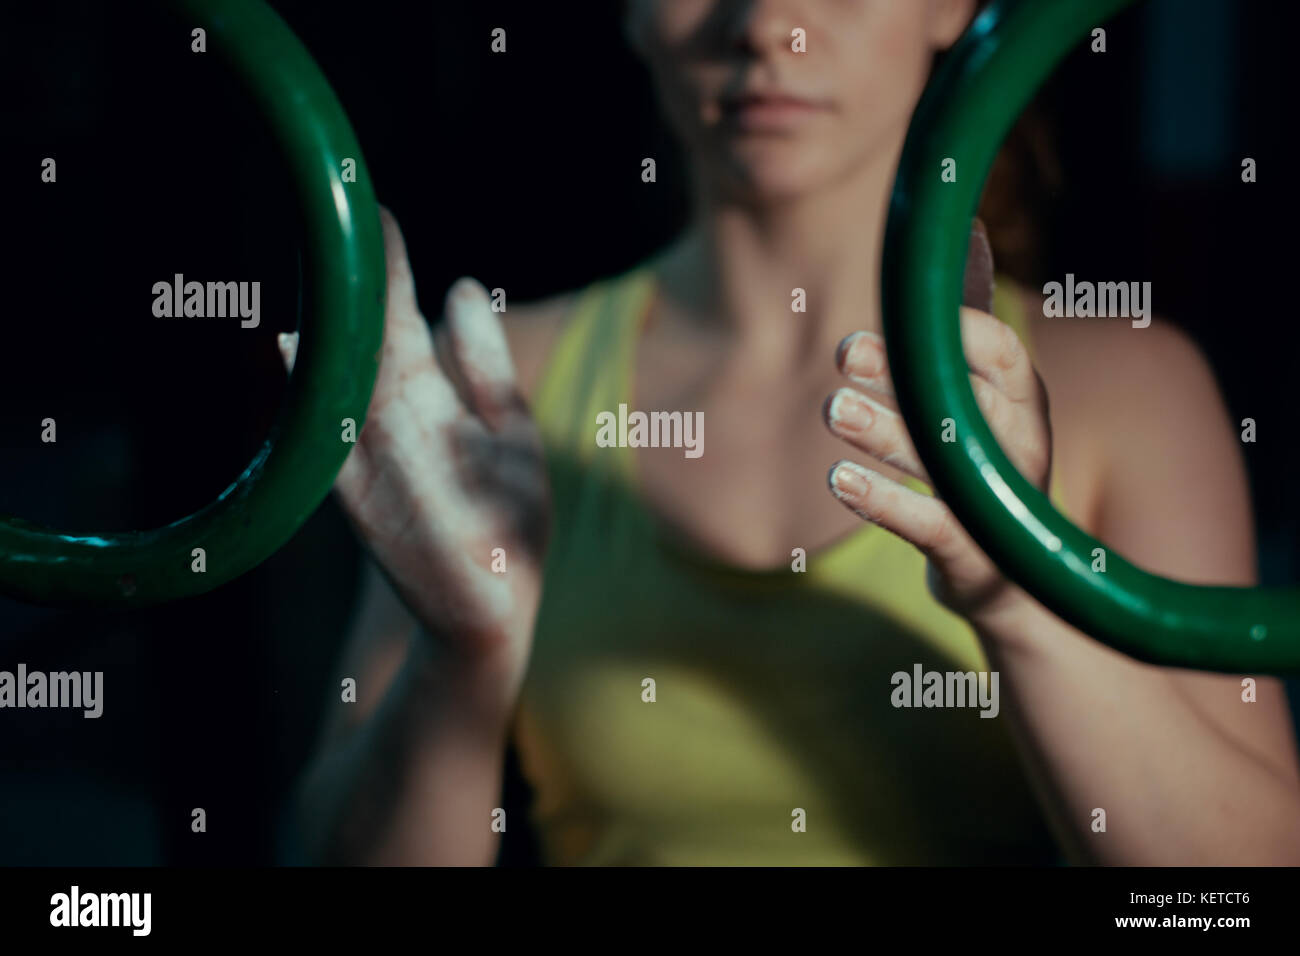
[628,344,915,571]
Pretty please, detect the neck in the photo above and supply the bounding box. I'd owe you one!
[654,143,902,370]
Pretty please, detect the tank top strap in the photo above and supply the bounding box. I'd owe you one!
[531,264,657,464]
[992,276,1036,360]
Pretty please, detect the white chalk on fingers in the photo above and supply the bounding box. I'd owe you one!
[402,357,467,428]
[445,278,517,386]
[277,331,299,373]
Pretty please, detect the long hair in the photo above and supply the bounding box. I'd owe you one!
[970,0,1062,284]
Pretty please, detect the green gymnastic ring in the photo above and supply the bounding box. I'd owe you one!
[0,0,385,608]
[884,0,1300,674]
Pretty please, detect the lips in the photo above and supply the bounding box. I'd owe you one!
[719,92,831,131]
[729,91,812,105]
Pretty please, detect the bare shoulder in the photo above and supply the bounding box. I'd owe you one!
[1022,287,1222,409]
[501,289,585,402]
[1016,285,1230,530]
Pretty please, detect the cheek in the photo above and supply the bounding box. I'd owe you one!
[836,14,937,137]
[646,63,707,157]
[634,7,714,133]
[635,0,711,54]
[835,59,931,164]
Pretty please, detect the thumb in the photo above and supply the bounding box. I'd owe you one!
[962,217,995,314]
[276,331,299,374]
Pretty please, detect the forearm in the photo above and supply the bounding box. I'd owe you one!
[977,601,1300,865]
[294,636,514,866]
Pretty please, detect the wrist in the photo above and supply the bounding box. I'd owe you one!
[406,632,526,742]
[966,588,1063,659]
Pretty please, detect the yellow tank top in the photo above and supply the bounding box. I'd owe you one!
[513,262,1062,865]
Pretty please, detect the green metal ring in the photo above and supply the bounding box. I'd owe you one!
[884,0,1300,673]
[0,0,385,608]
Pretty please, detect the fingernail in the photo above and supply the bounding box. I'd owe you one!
[836,331,865,367]
[829,461,872,499]
[827,388,870,434]
[838,330,883,380]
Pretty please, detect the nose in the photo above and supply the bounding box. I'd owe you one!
[724,0,800,58]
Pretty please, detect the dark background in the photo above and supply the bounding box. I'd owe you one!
[0,0,1294,865]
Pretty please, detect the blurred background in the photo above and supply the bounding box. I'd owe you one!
[0,0,1295,864]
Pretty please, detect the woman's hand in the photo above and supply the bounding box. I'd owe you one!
[278,207,550,701]
[822,307,1052,628]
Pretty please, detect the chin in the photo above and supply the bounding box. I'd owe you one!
[714,147,846,204]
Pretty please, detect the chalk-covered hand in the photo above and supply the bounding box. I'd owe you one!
[277,207,550,700]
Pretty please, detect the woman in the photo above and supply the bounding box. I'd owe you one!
[289,0,1300,865]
